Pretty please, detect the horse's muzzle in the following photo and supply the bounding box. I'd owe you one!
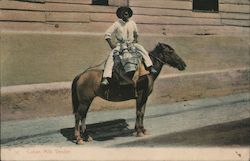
[178,64,186,71]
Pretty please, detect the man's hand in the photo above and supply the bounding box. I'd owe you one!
[133,39,138,43]
[106,38,116,49]
[133,31,138,43]
[110,44,116,49]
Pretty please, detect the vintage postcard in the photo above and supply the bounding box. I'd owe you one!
[1,0,249,160]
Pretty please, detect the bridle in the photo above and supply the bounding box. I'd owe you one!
[149,52,166,65]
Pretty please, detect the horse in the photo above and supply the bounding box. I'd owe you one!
[71,42,187,144]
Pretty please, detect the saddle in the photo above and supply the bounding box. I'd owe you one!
[112,50,149,85]
[104,51,150,100]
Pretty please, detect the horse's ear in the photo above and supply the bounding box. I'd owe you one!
[157,42,163,48]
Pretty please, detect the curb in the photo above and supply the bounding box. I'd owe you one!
[1,67,250,121]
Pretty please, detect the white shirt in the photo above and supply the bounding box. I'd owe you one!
[104,19,138,43]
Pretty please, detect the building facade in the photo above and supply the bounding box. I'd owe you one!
[1,0,249,35]
[0,0,249,86]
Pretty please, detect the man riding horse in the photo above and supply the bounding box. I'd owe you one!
[101,6,157,85]
[72,8,187,142]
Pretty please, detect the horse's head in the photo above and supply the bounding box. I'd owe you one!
[155,43,186,71]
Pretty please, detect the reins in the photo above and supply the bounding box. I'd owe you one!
[84,47,166,72]
[84,57,107,72]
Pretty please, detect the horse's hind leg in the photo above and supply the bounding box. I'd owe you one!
[81,117,93,142]
[79,101,93,142]
[75,113,84,144]
[75,101,92,144]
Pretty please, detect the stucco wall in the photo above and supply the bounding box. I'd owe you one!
[1,32,249,86]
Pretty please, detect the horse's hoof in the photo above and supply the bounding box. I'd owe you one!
[143,129,149,135]
[87,136,93,142]
[83,132,93,142]
[76,139,84,145]
[136,132,144,137]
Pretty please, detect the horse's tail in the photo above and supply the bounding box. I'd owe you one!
[72,61,103,113]
[71,74,81,114]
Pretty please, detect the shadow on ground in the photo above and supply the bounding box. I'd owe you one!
[60,119,134,143]
[116,118,250,147]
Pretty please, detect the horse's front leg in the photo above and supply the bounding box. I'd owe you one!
[140,103,149,135]
[135,90,148,137]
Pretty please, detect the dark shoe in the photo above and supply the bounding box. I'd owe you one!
[101,78,109,85]
[134,90,138,98]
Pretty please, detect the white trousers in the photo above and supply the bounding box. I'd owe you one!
[103,43,153,78]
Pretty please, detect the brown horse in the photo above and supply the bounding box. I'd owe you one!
[72,43,186,144]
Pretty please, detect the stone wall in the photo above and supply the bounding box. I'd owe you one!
[1,0,249,35]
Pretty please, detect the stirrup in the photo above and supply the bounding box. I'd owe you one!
[101,78,109,85]
[151,68,157,74]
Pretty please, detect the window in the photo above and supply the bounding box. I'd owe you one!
[92,0,108,5]
[193,0,219,12]
[16,0,45,3]
[92,0,129,6]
